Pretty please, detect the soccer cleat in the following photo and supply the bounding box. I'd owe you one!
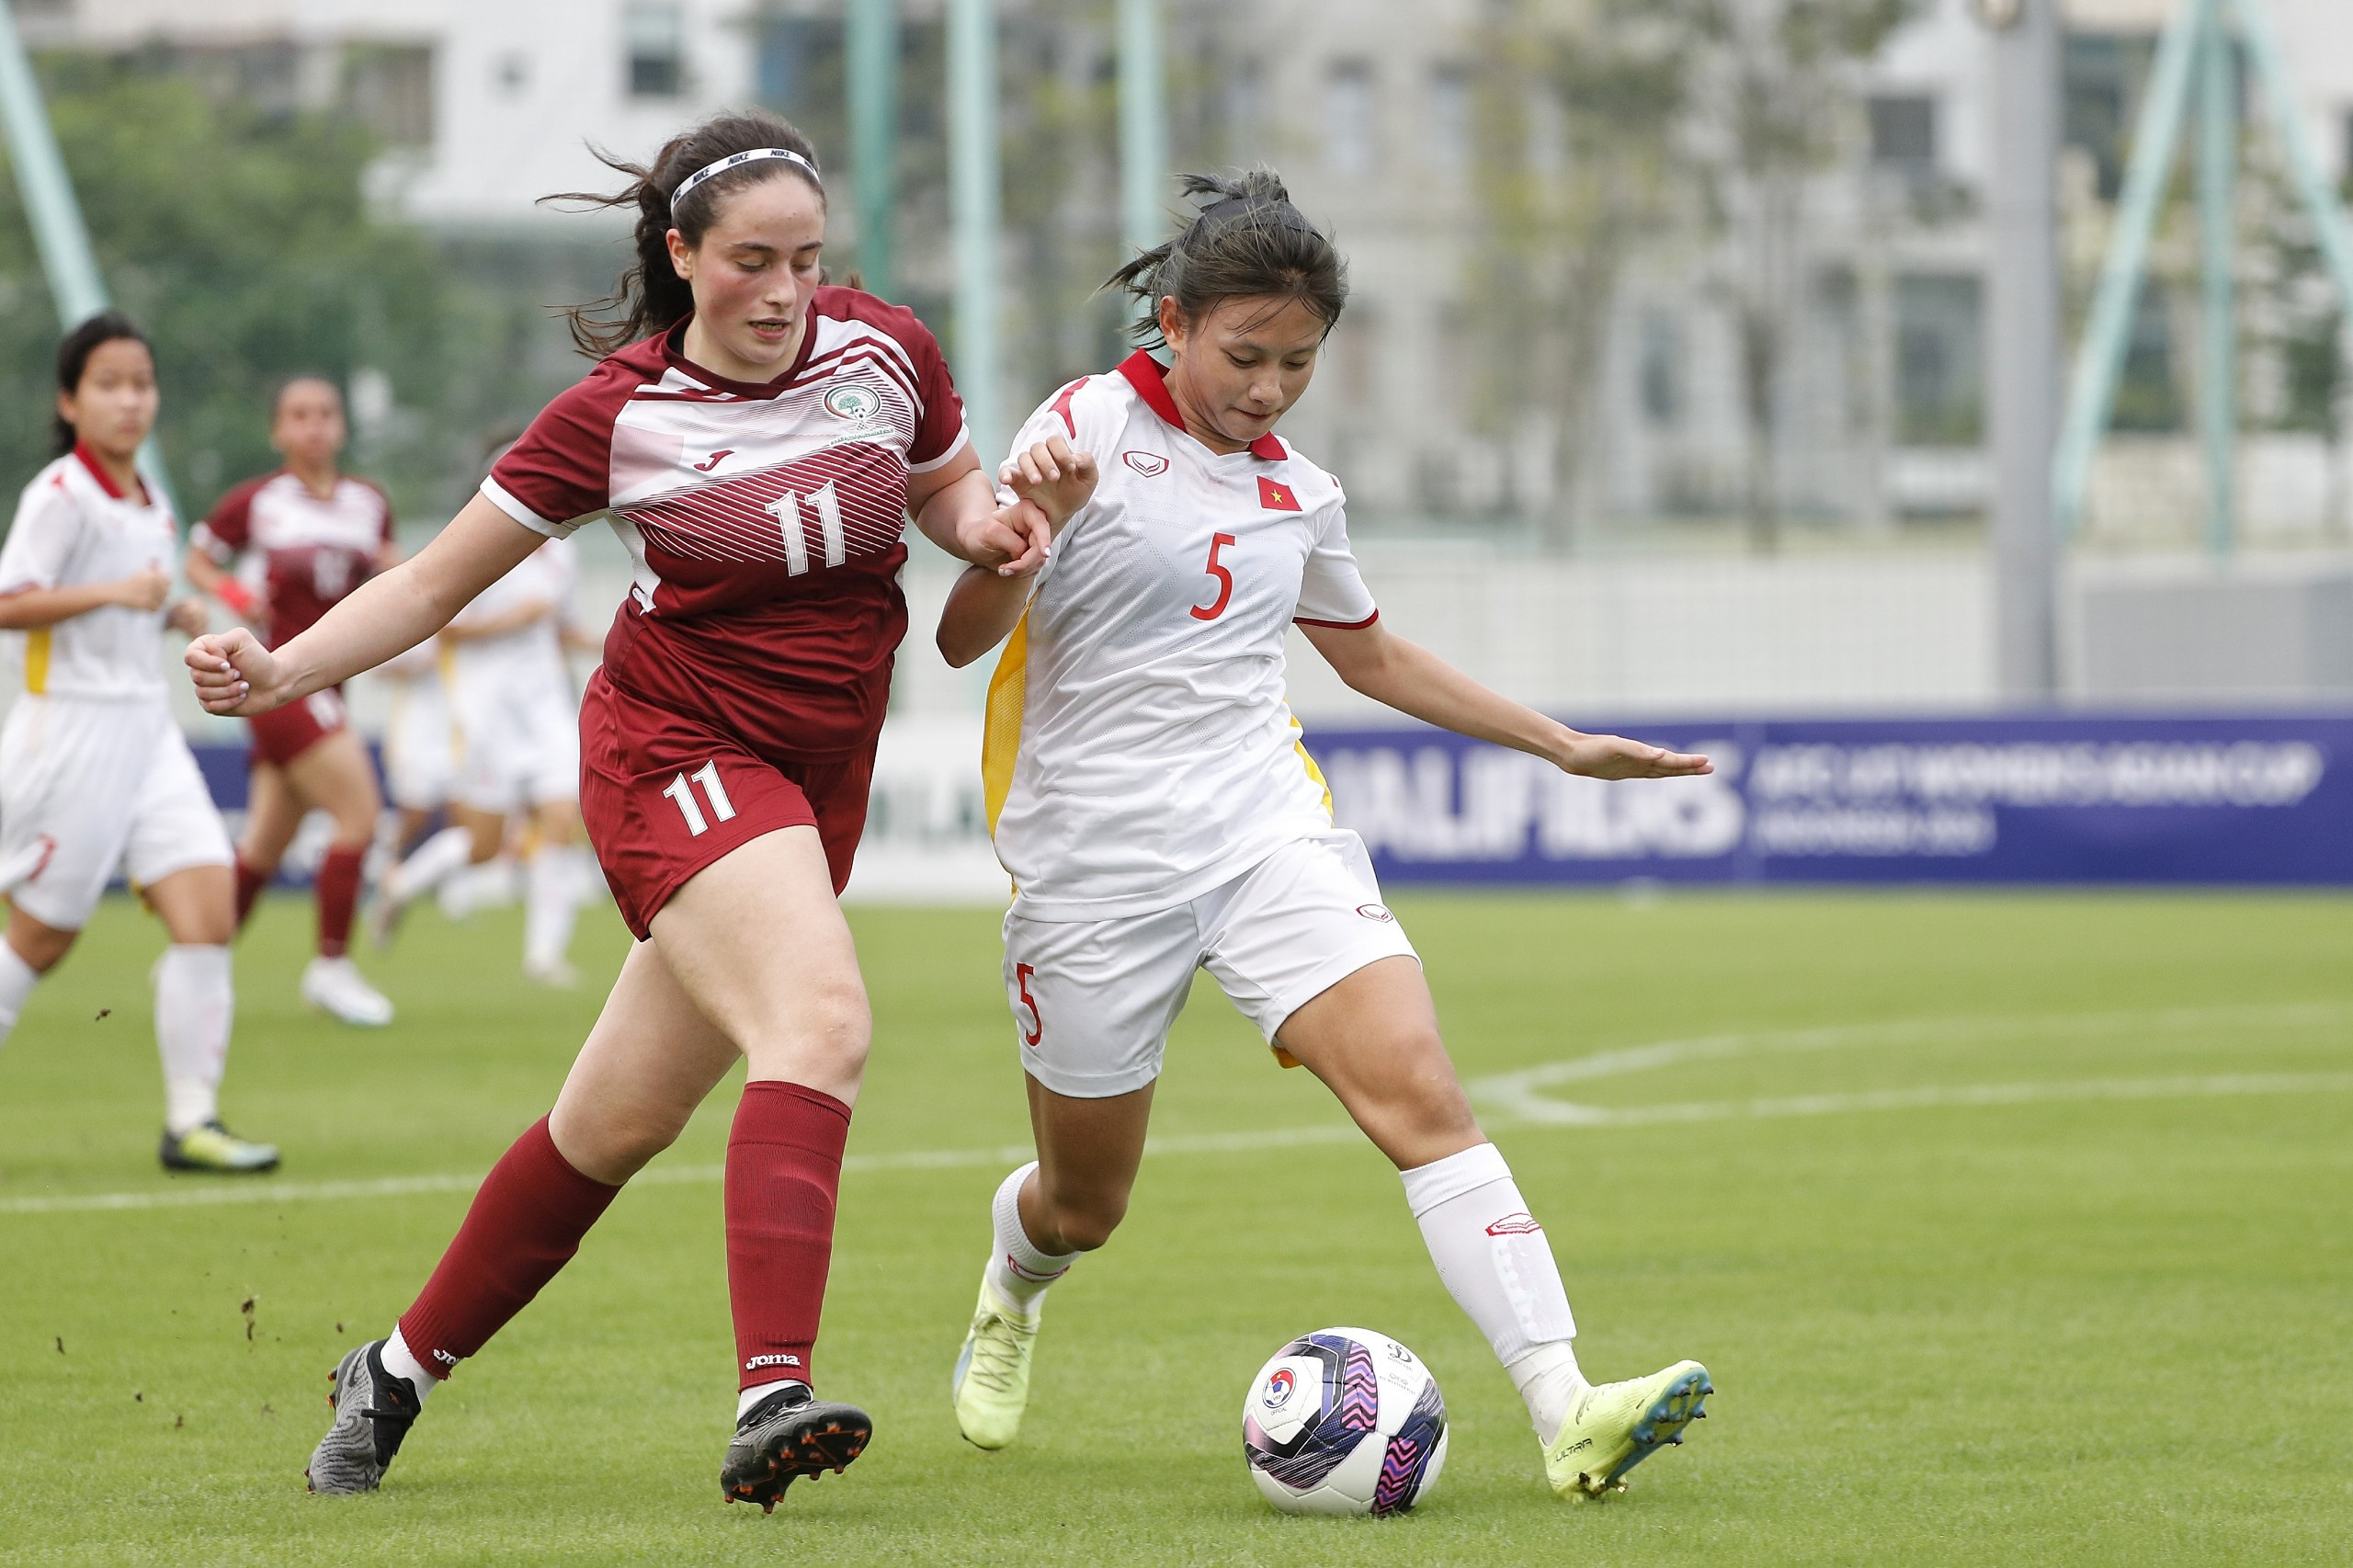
[159,1120,279,1174]
[306,1341,422,1495]
[720,1384,871,1512]
[951,1278,1041,1450]
[1541,1360,1712,1501]
[301,956,394,1028]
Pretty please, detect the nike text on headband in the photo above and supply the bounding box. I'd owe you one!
[670,147,823,215]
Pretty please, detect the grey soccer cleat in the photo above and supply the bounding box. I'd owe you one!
[305,1340,422,1495]
[720,1384,872,1513]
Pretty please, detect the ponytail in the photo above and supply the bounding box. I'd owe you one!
[1105,169,1348,348]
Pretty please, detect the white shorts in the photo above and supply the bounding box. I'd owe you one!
[451,662,579,814]
[1002,831,1419,1099]
[383,676,455,812]
[0,697,233,929]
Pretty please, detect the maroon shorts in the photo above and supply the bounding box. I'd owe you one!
[248,687,348,768]
[579,669,877,940]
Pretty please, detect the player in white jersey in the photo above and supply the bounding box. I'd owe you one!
[941,174,1716,1503]
[375,637,455,856]
[371,534,592,983]
[0,313,274,1172]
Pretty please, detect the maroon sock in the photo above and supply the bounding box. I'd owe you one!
[397,1118,620,1376]
[314,844,363,958]
[233,856,266,930]
[726,1081,852,1392]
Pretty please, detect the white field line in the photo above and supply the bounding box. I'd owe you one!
[4,1004,2347,1219]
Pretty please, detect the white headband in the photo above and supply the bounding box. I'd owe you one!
[669,147,822,215]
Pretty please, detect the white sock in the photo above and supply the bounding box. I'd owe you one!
[523,846,583,970]
[381,1326,440,1400]
[0,940,37,1051]
[154,944,232,1135]
[1401,1142,1589,1437]
[983,1162,1080,1313]
[389,825,474,904]
[737,1377,808,1419]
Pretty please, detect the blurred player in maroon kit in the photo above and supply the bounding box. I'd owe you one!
[183,378,397,1027]
[185,108,1066,1507]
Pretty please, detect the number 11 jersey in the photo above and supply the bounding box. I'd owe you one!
[482,290,968,763]
[983,350,1379,922]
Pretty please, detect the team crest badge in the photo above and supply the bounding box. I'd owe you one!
[823,384,882,421]
[1122,450,1169,477]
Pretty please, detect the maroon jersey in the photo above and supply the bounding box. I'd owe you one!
[191,472,393,649]
[482,289,968,762]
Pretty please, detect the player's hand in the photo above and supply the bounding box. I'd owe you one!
[185,627,291,717]
[112,566,172,612]
[1552,733,1713,780]
[998,436,1098,532]
[958,499,1053,579]
[165,597,210,638]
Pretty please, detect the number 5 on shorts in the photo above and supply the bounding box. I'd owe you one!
[1015,961,1043,1047]
[662,760,737,837]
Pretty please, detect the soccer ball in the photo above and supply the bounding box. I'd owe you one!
[1242,1327,1448,1517]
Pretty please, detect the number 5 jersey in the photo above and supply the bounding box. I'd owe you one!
[983,350,1380,922]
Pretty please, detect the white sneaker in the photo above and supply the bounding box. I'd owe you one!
[522,955,578,989]
[301,956,394,1027]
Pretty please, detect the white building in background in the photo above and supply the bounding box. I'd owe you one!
[17,0,762,226]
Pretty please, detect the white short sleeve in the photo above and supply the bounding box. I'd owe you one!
[0,479,83,596]
[1292,501,1378,630]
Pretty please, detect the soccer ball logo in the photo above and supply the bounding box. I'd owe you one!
[1242,1327,1448,1516]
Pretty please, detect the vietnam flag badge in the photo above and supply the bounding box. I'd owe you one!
[1257,475,1302,512]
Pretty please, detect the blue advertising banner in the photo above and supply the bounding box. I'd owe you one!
[1303,714,2353,885]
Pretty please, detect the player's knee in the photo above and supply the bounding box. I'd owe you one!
[743,978,870,1079]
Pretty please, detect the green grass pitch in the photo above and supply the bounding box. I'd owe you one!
[2,889,2348,1564]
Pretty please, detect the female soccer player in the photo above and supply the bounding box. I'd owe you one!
[186,109,1055,1506]
[370,533,593,986]
[942,172,1715,1503]
[184,377,397,1027]
[0,312,276,1174]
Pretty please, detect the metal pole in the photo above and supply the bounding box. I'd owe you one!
[2052,0,2207,537]
[1117,0,1167,259]
[2233,0,2353,313]
[2197,5,2237,557]
[0,0,175,513]
[948,0,1002,464]
[846,0,898,300]
[1984,0,2063,699]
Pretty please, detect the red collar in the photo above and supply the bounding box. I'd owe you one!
[73,441,147,505]
[1116,350,1287,461]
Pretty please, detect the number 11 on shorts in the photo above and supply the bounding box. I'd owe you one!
[662,760,738,837]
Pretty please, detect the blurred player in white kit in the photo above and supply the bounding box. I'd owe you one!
[0,313,275,1171]
[370,532,591,984]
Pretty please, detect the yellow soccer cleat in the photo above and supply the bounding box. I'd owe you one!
[158,1120,280,1174]
[1541,1360,1712,1501]
[950,1278,1041,1450]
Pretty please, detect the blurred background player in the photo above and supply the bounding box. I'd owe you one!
[0,313,275,1173]
[371,525,592,986]
[184,377,396,1027]
[374,639,454,868]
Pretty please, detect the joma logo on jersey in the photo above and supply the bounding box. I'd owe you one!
[692,449,734,472]
[823,384,882,421]
[1121,450,1169,477]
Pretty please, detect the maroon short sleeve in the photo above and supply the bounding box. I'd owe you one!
[902,318,968,472]
[483,370,628,530]
[192,475,264,562]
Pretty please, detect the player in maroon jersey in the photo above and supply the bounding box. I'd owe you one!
[184,378,398,1027]
[185,109,1063,1506]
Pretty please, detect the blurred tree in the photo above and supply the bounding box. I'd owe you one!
[1696,0,1908,552]
[0,53,526,528]
[2244,149,2347,537]
[1466,0,1716,548]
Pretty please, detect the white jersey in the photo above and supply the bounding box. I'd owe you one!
[0,449,178,701]
[449,537,576,688]
[983,352,1379,921]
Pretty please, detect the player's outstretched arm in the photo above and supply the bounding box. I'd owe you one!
[907,446,1051,576]
[185,494,541,718]
[1299,619,1711,780]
